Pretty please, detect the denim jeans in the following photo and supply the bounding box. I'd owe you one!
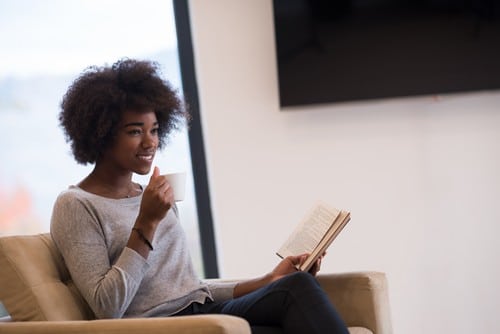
[174,271,349,334]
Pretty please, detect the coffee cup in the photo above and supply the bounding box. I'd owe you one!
[162,172,187,201]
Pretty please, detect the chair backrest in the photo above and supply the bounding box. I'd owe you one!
[0,233,94,321]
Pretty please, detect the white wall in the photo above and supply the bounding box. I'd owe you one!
[188,1,500,333]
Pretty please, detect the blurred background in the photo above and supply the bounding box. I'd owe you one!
[0,0,204,274]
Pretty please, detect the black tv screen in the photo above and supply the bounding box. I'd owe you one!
[273,0,500,107]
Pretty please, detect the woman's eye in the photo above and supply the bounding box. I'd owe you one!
[151,127,159,135]
[128,129,142,135]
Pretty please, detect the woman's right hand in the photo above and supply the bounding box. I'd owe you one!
[137,166,175,229]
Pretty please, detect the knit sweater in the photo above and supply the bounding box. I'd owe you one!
[50,186,235,319]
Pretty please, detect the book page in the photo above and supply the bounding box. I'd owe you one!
[299,211,350,271]
[277,202,340,258]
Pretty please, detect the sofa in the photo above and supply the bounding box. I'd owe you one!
[0,233,393,333]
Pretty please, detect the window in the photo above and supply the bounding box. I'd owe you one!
[0,0,212,276]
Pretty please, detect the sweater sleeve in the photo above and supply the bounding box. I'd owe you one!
[50,192,149,319]
[204,280,237,302]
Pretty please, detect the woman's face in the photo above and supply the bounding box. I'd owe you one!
[102,108,159,176]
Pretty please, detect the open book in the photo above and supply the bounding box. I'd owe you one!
[276,201,350,272]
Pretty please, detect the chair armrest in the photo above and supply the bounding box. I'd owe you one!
[0,314,251,334]
[317,271,393,334]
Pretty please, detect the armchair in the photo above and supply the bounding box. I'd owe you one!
[0,234,392,334]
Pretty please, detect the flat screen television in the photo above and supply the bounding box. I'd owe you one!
[273,0,500,107]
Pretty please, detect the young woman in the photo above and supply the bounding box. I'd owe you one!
[51,59,349,334]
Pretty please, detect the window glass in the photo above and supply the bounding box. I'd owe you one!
[0,0,204,274]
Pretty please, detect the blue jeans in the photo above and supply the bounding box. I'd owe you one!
[174,271,349,334]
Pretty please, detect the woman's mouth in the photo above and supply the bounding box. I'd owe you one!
[137,153,155,162]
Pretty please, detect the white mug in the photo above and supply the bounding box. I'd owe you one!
[162,172,187,201]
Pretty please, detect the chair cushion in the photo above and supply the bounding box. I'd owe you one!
[0,234,94,321]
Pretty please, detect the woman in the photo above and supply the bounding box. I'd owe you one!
[51,58,349,334]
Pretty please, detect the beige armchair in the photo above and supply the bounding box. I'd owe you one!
[0,234,392,334]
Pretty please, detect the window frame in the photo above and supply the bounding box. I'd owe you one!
[173,0,219,278]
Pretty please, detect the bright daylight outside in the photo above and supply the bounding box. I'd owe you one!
[0,0,204,274]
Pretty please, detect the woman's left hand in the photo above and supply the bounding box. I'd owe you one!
[270,253,324,282]
[234,253,325,298]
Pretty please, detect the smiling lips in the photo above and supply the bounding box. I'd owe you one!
[137,152,155,162]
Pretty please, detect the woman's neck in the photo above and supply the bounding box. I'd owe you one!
[78,168,141,199]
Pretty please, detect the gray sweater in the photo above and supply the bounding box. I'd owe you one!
[50,186,235,319]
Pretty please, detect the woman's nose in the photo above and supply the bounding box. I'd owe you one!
[142,133,157,148]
